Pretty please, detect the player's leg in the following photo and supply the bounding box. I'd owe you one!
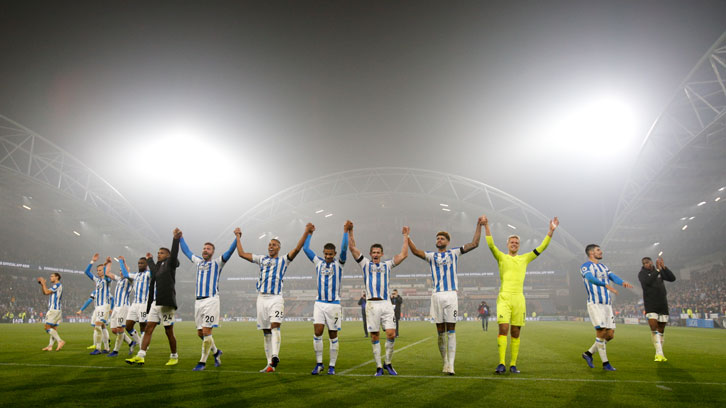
[382,304,397,375]
[443,293,458,375]
[269,297,284,368]
[312,302,326,373]
[42,323,55,351]
[496,293,512,373]
[367,302,384,375]
[508,295,525,373]
[431,294,448,371]
[258,296,274,372]
[161,307,178,365]
[646,316,662,358]
[327,304,341,374]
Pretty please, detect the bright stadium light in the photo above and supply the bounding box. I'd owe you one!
[682,225,688,231]
[689,216,695,220]
[658,251,663,257]
[315,209,324,214]
[22,205,31,211]
[716,197,721,202]
[440,203,449,207]
[73,230,81,236]
[719,187,725,192]
[697,201,707,206]
[507,224,517,230]
[546,95,636,154]
[442,208,451,212]
[653,242,659,246]
[325,213,333,218]
[258,233,266,239]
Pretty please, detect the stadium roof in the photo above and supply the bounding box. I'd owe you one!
[0,115,161,264]
[603,31,726,274]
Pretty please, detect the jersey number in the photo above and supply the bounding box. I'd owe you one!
[205,316,215,323]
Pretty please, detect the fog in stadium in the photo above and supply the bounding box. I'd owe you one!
[1,2,725,322]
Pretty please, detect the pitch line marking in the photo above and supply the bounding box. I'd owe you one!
[338,335,432,375]
[1,362,725,386]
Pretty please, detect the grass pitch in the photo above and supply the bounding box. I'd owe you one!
[1,320,724,407]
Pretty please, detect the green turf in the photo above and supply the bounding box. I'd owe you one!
[1,321,724,407]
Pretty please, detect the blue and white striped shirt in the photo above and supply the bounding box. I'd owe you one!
[581,261,624,305]
[84,263,111,307]
[48,282,62,311]
[113,276,133,307]
[181,238,236,299]
[313,257,345,303]
[425,248,462,293]
[131,270,151,304]
[357,257,396,300]
[253,254,292,295]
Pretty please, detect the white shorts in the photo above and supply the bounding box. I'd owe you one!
[430,291,459,324]
[147,302,176,326]
[646,313,669,323]
[92,304,111,324]
[365,300,395,333]
[256,294,284,330]
[110,306,129,329]
[314,302,342,331]
[45,310,62,326]
[125,303,148,323]
[195,296,220,329]
[587,303,615,329]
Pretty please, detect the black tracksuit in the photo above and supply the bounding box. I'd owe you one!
[638,266,676,315]
[146,237,181,313]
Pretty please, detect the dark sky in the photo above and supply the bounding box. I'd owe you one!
[1,0,724,246]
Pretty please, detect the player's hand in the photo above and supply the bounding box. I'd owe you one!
[656,257,664,270]
[118,255,125,262]
[402,226,410,236]
[481,215,488,226]
[347,220,354,231]
[344,220,353,232]
[76,310,82,315]
[306,223,315,233]
[91,253,99,263]
[173,228,182,239]
[105,256,112,264]
[234,227,242,237]
[146,252,153,259]
[623,282,634,289]
[550,217,559,231]
[606,285,618,295]
[37,277,45,284]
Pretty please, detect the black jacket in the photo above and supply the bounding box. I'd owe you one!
[638,266,676,315]
[391,296,403,317]
[146,237,181,312]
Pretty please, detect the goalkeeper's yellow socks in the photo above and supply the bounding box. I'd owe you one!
[510,337,520,366]
[497,335,507,365]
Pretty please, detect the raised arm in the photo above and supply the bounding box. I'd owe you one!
[461,216,484,254]
[37,277,52,295]
[657,257,676,282]
[222,237,237,262]
[171,228,182,264]
[287,223,314,261]
[523,217,558,262]
[406,230,426,260]
[118,256,130,279]
[103,257,114,280]
[145,252,156,276]
[179,236,195,261]
[392,226,410,265]
[482,215,504,261]
[302,227,316,262]
[340,222,350,264]
[234,228,254,263]
[347,221,362,260]
[84,253,99,280]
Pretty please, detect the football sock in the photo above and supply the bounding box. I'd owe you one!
[101,327,110,350]
[497,335,507,365]
[653,332,663,355]
[94,326,102,349]
[137,349,147,358]
[447,330,456,369]
[587,340,598,355]
[438,332,448,364]
[263,333,272,364]
[49,328,62,344]
[313,335,324,364]
[128,329,142,344]
[114,333,124,351]
[123,332,132,344]
[46,329,55,347]
[200,335,213,363]
[170,353,178,359]
[271,327,281,358]
[210,336,218,355]
[385,338,395,365]
[372,340,382,368]
[596,338,608,362]
[329,338,339,366]
[510,337,520,366]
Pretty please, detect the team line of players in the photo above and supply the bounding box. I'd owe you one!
[36,214,675,375]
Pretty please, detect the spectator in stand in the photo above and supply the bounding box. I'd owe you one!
[478,301,490,331]
[391,289,403,337]
[358,292,367,337]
